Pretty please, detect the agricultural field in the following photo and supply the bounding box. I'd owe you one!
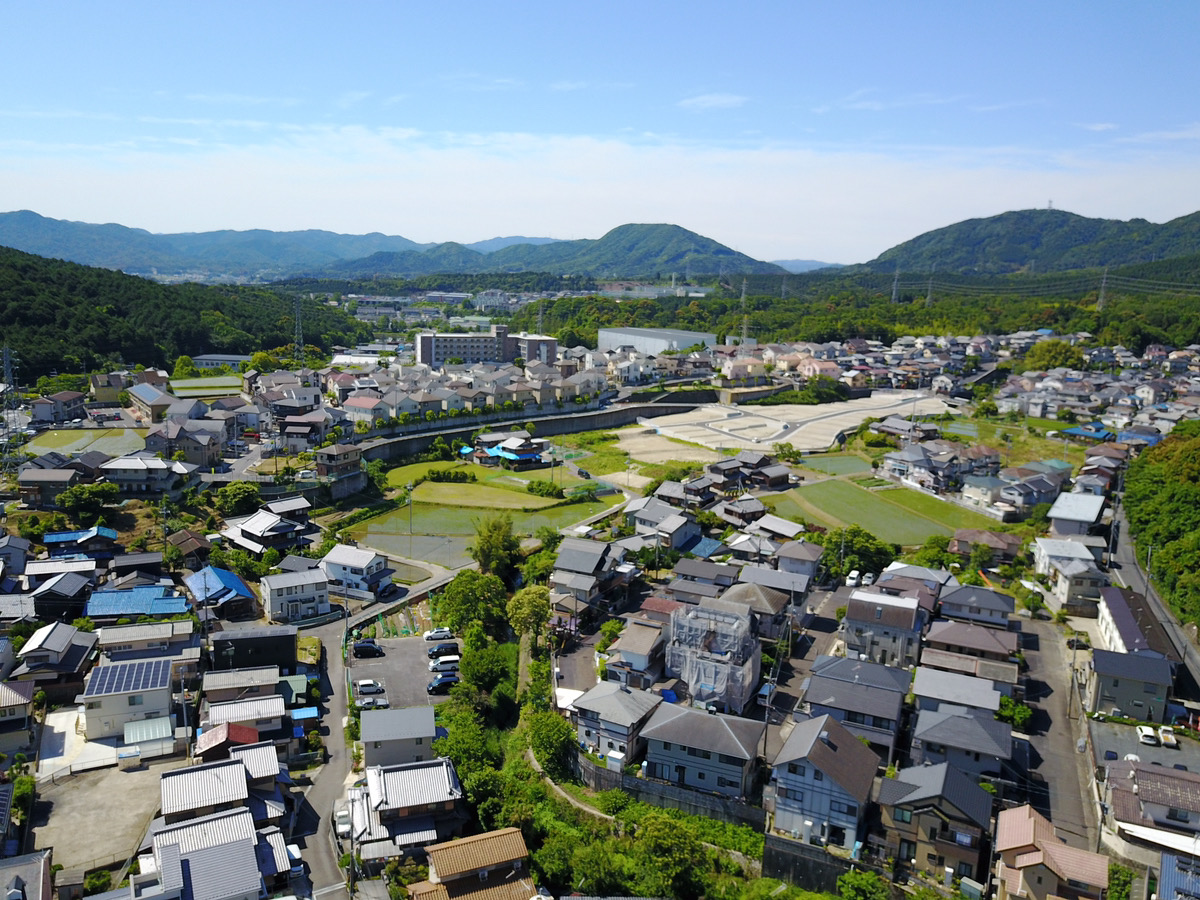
[797,454,873,476]
[781,479,996,546]
[169,375,243,398]
[26,427,147,457]
[385,460,590,493]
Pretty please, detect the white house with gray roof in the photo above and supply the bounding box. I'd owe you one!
[938,585,1015,628]
[132,807,266,900]
[912,666,1001,713]
[911,704,1013,777]
[261,568,329,623]
[571,682,662,763]
[353,758,467,861]
[362,706,437,767]
[1087,649,1173,722]
[642,703,765,798]
[770,714,878,848]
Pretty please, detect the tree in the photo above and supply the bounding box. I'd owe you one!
[910,534,958,570]
[437,571,508,636]
[215,481,261,516]
[1024,339,1085,372]
[528,709,575,781]
[57,482,119,526]
[520,549,557,586]
[838,870,889,900]
[459,642,512,693]
[997,694,1033,730]
[968,542,995,574]
[811,524,897,581]
[469,513,521,586]
[507,585,551,650]
[172,355,200,378]
[633,812,709,900]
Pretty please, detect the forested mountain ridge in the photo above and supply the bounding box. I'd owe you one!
[0,246,370,377]
[0,212,781,281]
[854,208,1200,275]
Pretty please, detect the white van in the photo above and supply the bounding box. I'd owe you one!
[846,570,861,588]
[429,655,461,673]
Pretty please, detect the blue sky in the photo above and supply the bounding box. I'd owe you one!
[3,2,1199,263]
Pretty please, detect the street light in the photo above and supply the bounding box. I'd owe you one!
[406,482,414,534]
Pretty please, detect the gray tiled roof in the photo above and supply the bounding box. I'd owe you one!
[642,703,765,760]
[809,655,912,692]
[803,674,906,721]
[573,683,663,728]
[877,762,991,828]
[939,585,1016,615]
[914,705,1012,758]
[773,715,878,803]
[1091,648,1172,683]
[912,666,1001,711]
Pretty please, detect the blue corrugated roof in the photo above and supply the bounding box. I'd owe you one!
[86,587,189,617]
[185,566,253,602]
[43,526,119,544]
[291,706,319,720]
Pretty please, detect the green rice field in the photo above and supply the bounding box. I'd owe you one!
[386,460,589,492]
[414,481,559,509]
[783,480,995,546]
[797,454,873,476]
[26,427,147,457]
[170,375,242,398]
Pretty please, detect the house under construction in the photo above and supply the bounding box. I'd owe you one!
[666,605,760,715]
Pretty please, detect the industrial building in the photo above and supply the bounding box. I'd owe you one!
[597,327,717,356]
[414,324,557,367]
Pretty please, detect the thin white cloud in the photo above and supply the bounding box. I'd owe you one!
[678,93,747,111]
[439,73,522,92]
[1120,123,1200,143]
[337,91,371,109]
[382,94,409,106]
[970,99,1048,113]
[825,87,964,113]
[1077,122,1117,132]
[185,93,300,107]
[550,81,588,92]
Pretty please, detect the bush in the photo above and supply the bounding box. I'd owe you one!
[83,871,112,896]
[526,479,565,499]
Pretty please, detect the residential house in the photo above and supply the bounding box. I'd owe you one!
[0,681,34,732]
[202,666,280,704]
[801,655,909,762]
[642,703,765,798]
[11,620,98,701]
[872,762,992,881]
[770,714,878,849]
[911,704,1013,778]
[261,569,330,623]
[184,566,256,619]
[211,625,299,675]
[571,682,663,765]
[1087,649,1172,722]
[42,525,121,559]
[842,593,926,666]
[912,666,1001,714]
[602,618,666,689]
[708,582,791,640]
[406,828,533,900]
[128,807,267,900]
[361,706,437,767]
[666,604,760,714]
[80,657,174,740]
[995,804,1108,900]
[1104,761,1200,844]
[100,453,199,499]
[16,467,80,509]
[84,586,190,624]
[938,585,1015,628]
[949,528,1023,562]
[97,619,202,689]
[549,538,636,617]
[315,443,367,497]
[1096,587,1181,667]
[776,540,824,579]
[350,759,467,863]
[320,544,392,600]
[220,509,307,558]
[1047,493,1106,536]
[167,528,212,569]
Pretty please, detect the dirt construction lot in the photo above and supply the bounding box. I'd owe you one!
[614,428,721,465]
[33,757,188,870]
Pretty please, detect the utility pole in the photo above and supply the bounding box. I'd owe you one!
[1097,267,1109,311]
[891,269,900,304]
[740,280,749,346]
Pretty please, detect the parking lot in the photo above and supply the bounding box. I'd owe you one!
[1089,719,1200,772]
[346,634,457,709]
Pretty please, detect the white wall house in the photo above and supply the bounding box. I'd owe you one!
[261,569,330,623]
[81,658,174,740]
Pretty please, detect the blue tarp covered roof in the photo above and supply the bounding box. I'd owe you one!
[291,706,319,720]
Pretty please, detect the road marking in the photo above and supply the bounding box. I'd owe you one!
[314,884,347,897]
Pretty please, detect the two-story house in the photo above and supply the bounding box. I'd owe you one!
[642,703,765,799]
[550,538,637,618]
[361,706,437,768]
[602,618,666,689]
[770,714,878,849]
[925,620,1019,661]
[801,655,910,763]
[1087,648,1172,722]
[937,585,1015,628]
[995,804,1108,900]
[261,569,330,623]
[319,544,392,600]
[873,762,993,881]
[571,682,662,766]
[842,593,926,666]
[406,828,533,900]
[665,604,760,715]
[351,759,467,861]
[910,704,1013,778]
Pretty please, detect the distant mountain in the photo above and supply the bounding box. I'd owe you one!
[0,211,782,280]
[772,258,843,273]
[465,235,559,254]
[853,208,1200,275]
[0,210,435,279]
[313,223,786,279]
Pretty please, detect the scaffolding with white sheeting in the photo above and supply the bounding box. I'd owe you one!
[665,605,761,715]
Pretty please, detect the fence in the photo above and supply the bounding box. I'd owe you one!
[575,752,767,831]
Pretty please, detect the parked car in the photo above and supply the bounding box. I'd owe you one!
[333,805,351,839]
[577,469,591,479]
[286,844,304,878]
[845,570,861,588]
[1067,636,1090,650]
[1137,725,1160,746]
[429,655,461,673]
[355,696,389,710]
[1160,726,1179,749]
[1103,749,1118,761]
[427,642,459,659]
[352,641,384,659]
[427,674,460,694]
[862,572,876,586]
[424,627,454,642]
[355,679,384,695]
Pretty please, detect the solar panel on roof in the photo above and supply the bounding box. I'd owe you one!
[85,658,172,696]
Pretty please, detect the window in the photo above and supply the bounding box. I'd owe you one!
[1144,682,1158,694]
[813,770,824,781]
[1112,679,1120,688]
[875,607,883,620]
[958,862,974,879]
[662,742,671,751]
[831,801,858,816]
[128,695,144,706]
[1168,807,1190,823]
[698,772,705,780]
[895,808,912,824]
[415,737,423,745]
[788,763,805,776]
[85,701,100,710]
[687,747,712,759]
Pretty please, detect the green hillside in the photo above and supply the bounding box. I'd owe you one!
[0,246,371,377]
[855,208,1200,275]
